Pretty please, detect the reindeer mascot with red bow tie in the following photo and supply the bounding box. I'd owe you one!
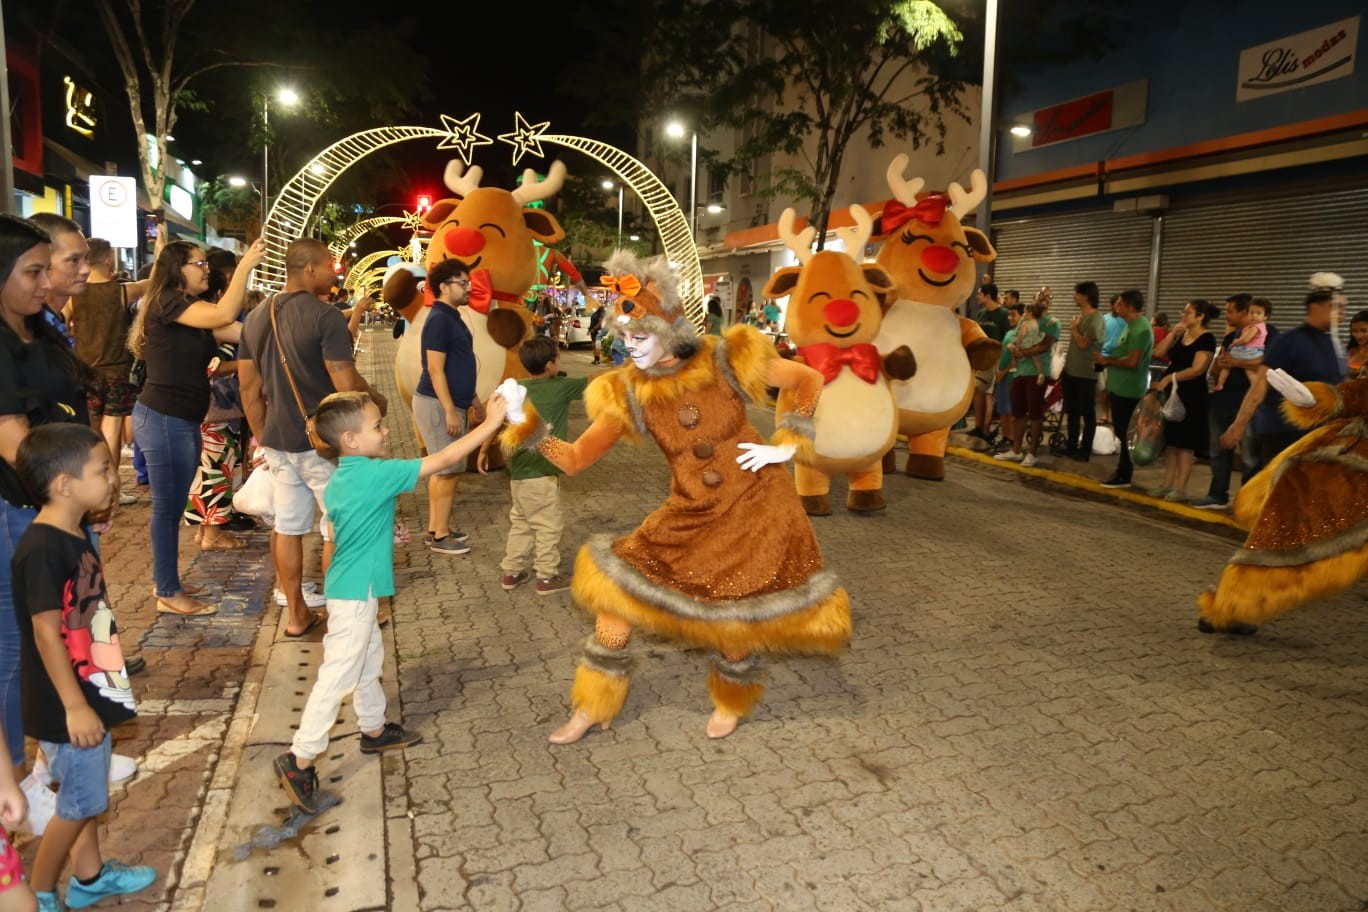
[873,156,1001,480]
[764,206,915,514]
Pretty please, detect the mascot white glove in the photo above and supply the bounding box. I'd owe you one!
[735,442,796,473]
[495,377,528,424]
[1266,368,1315,407]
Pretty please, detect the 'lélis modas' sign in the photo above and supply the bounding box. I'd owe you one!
[1237,16,1359,102]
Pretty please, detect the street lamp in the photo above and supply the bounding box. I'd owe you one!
[602,178,623,246]
[665,120,698,239]
[262,87,300,226]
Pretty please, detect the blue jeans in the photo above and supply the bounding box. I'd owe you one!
[0,498,38,761]
[132,402,201,597]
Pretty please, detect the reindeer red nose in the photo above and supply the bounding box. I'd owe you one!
[443,227,485,258]
[919,245,960,276]
[822,298,860,327]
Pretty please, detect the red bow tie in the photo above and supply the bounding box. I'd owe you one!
[465,269,494,314]
[798,342,882,385]
[880,193,950,232]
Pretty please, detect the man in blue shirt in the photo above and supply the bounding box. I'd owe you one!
[1220,288,1344,474]
[410,259,480,553]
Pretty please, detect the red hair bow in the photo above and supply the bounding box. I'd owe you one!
[797,342,882,385]
[880,193,950,232]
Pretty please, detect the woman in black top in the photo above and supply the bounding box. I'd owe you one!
[1152,299,1217,502]
[128,238,264,617]
[0,215,95,784]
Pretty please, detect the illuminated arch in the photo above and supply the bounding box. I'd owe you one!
[260,114,704,329]
[328,217,407,259]
[343,249,407,293]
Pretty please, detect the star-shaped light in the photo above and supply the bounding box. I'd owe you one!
[498,112,551,166]
[401,209,425,231]
[436,113,494,164]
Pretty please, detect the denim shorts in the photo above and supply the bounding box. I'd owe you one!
[411,393,467,476]
[40,734,112,820]
[262,447,335,537]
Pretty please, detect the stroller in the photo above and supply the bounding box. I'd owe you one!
[1026,338,1069,453]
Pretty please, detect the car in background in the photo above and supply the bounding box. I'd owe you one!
[558,305,597,349]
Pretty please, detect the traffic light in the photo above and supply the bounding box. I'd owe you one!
[416,194,432,213]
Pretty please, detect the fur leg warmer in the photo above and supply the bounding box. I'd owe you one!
[707,654,766,719]
[571,637,632,726]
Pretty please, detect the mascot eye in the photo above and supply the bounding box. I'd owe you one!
[952,241,974,256]
[851,290,870,300]
[900,230,934,245]
[479,223,507,238]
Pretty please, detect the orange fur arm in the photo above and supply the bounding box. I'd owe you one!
[766,357,822,462]
[959,315,987,347]
[535,415,625,477]
[1280,382,1341,429]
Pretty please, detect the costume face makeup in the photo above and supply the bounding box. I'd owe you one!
[624,331,666,369]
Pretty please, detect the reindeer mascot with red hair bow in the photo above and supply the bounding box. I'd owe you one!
[873,156,1001,480]
[500,250,850,743]
[764,205,915,514]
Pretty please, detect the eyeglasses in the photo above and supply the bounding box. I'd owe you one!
[448,278,471,287]
[188,260,209,269]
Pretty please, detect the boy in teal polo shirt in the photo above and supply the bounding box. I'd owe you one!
[273,390,507,813]
[1094,289,1154,488]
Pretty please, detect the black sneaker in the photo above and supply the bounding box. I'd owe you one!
[360,722,423,754]
[422,530,469,544]
[1099,475,1131,488]
[273,752,321,813]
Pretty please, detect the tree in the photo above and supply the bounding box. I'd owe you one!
[642,0,965,249]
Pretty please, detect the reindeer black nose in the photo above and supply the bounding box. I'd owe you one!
[621,301,635,313]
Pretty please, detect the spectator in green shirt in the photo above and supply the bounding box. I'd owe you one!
[1058,281,1105,460]
[1094,289,1153,487]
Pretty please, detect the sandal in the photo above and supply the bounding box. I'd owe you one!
[200,532,246,551]
[156,596,217,617]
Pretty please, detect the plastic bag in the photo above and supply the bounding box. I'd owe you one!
[1131,390,1165,466]
[234,464,274,519]
[1160,387,1186,422]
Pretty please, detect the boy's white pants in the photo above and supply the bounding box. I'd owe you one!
[291,592,385,760]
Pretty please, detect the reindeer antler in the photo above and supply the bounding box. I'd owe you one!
[834,205,873,258]
[778,209,815,266]
[444,161,483,196]
[511,161,567,205]
[947,169,988,219]
[885,153,926,206]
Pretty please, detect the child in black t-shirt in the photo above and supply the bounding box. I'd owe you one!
[12,424,156,909]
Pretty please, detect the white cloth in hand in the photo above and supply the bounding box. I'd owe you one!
[496,377,528,424]
[1266,368,1315,407]
[735,442,796,472]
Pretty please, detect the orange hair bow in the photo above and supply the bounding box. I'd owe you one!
[599,274,642,298]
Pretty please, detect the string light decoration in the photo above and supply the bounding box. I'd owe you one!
[258,113,703,329]
[343,249,407,293]
[327,216,407,259]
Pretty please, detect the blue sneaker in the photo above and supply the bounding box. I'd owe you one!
[36,891,66,912]
[65,860,157,909]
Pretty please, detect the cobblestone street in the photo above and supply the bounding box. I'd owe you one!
[25,328,1364,911]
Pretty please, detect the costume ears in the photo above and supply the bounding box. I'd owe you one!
[763,267,802,301]
[964,227,998,262]
[523,208,566,245]
[862,264,898,312]
[422,199,460,230]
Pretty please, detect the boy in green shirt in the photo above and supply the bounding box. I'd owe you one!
[1094,289,1154,487]
[273,389,507,813]
[480,336,589,595]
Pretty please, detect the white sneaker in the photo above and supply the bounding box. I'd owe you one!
[118,491,138,506]
[18,774,56,836]
[120,445,134,459]
[993,450,1024,462]
[1021,453,1038,468]
[33,752,138,786]
[274,581,324,608]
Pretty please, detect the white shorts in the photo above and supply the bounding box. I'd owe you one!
[262,446,335,537]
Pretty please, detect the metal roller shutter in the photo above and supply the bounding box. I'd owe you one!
[1158,183,1368,346]
[989,210,1156,326]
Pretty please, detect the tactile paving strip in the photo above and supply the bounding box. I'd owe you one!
[203,636,399,910]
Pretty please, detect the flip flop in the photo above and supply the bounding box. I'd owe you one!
[156,598,218,617]
[284,613,324,638]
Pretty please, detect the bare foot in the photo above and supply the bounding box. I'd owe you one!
[705,710,740,739]
[548,710,606,745]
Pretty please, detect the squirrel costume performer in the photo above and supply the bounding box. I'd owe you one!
[1197,370,1368,635]
[501,251,851,741]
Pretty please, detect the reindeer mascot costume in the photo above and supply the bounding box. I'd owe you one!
[764,206,915,514]
[873,156,1001,480]
[501,251,850,741]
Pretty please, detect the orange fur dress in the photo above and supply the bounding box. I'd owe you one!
[1198,376,1368,630]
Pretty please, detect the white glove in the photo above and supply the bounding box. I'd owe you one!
[1266,368,1315,407]
[496,378,528,424]
[735,442,796,472]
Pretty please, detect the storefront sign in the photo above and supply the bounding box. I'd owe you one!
[63,76,97,138]
[1237,16,1359,102]
[89,176,138,248]
[1010,80,1148,153]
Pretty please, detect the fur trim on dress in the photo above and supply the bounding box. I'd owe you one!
[707,668,766,718]
[1281,382,1342,429]
[569,663,630,725]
